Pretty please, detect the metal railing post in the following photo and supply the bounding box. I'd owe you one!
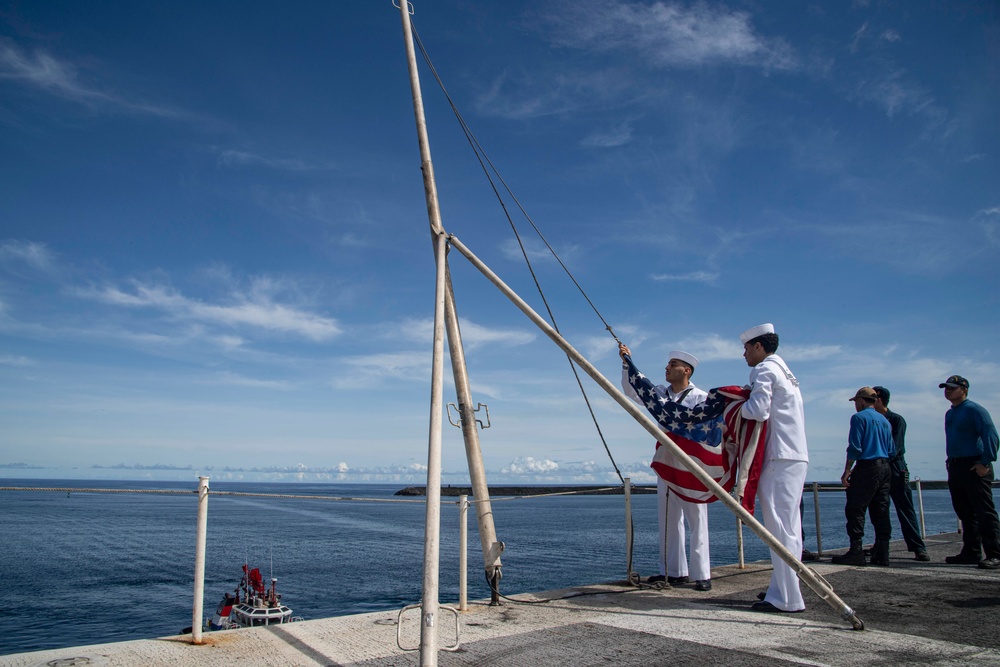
[191,476,209,644]
[914,478,926,538]
[736,515,745,569]
[624,478,633,580]
[459,495,468,612]
[812,481,822,556]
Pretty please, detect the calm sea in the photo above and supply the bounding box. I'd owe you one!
[0,478,974,656]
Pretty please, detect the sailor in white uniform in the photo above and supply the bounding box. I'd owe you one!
[739,323,809,613]
[619,343,712,590]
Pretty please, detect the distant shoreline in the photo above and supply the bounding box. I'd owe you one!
[395,485,657,497]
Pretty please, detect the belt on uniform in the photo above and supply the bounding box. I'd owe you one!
[947,456,981,469]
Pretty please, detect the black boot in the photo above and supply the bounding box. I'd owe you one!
[831,542,867,566]
[869,544,890,566]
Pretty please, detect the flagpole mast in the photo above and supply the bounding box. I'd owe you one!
[395,1,505,662]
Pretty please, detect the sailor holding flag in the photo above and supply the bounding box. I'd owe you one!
[739,323,809,613]
[619,343,712,591]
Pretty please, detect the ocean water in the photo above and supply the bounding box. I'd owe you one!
[0,479,976,656]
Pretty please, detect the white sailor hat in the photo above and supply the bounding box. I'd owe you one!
[668,350,699,369]
[739,323,775,344]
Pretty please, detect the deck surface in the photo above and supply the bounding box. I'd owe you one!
[4,532,999,667]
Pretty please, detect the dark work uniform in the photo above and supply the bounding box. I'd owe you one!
[946,399,1000,560]
[844,408,894,551]
[884,410,927,554]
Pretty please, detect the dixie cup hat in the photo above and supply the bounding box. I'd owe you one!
[740,323,775,344]
[668,350,699,369]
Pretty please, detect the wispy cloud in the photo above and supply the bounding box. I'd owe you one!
[207,371,293,391]
[537,0,798,71]
[581,122,634,148]
[0,239,56,274]
[843,22,941,122]
[977,206,1000,247]
[499,237,578,264]
[0,354,33,366]
[849,67,936,119]
[650,270,718,283]
[77,279,342,341]
[671,332,742,362]
[394,317,535,349]
[781,344,843,362]
[334,351,429,387]
[216,149,335,172]
[0,39,182,118]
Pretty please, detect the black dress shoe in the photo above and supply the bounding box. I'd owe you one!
[800,549,819,562]
[751,601,804,614]
[647,574,666,583]
[945,552,982,565]
[694,579,712,591]
[757,591,766,601]
[914,550,930,562]
[667,575,689,585]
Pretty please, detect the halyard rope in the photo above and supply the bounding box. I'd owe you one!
[411,24,625,485]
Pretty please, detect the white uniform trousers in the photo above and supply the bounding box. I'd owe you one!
[658,477,710,581]
[758,458,807,611]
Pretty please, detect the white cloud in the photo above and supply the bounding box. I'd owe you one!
[670,333,742,362]
[334,351,430,387]
[216,149,334,172]
[581,122,634,148]
[0,354,33,366]
[650,270,718,283]
[394,317,535,349]
[539,0,798,71]
[781,344,843,362]
[0,39,181,117]
[0,239,56,273]
[79,280,341,341]
[208,371,293,391]
[850,68,936,119]
[501,456,560,474]
[498,237,578,264]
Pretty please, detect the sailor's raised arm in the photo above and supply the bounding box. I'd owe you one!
[618,342,642,405]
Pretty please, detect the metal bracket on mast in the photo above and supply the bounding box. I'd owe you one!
[446,402,491,430]
[391,0,413,15]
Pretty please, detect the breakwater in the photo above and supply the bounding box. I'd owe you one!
[395,485,657,497]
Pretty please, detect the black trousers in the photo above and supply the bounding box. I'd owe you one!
[947,456,1000,559]
[889,457,926,552]
[845,458,891,545]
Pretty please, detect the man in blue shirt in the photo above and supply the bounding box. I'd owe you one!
[831,387,895,566]
[940,375,1000,570]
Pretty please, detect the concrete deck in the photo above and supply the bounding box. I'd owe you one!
[4,532,999,667]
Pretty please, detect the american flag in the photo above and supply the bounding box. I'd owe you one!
[622,356,767,512]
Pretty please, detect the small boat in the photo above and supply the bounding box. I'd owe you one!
[207,564,300,630]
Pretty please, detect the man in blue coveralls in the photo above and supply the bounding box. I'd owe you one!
[832,387,895,566]
[940,375,1000,570]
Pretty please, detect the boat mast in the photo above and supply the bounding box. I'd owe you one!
[396,2,505,663]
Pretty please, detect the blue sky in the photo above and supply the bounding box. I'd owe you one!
[1,0,997,485]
